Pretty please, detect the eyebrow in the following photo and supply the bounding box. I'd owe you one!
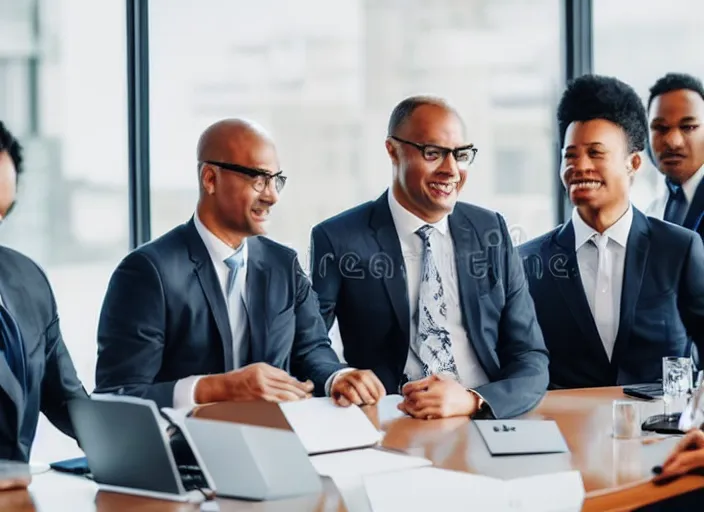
[564,142,606,150]
[651,116,700,124]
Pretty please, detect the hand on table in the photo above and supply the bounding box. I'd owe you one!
[331,369,386,406]
[195,362,314,403]
[654,429,704,481]
[398,374,480,420]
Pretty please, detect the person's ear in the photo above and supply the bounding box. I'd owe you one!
[626,153,642,176]
[200,164,216,195]
[385,138,400,166]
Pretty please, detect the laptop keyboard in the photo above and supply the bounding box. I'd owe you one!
[178,465,208,491]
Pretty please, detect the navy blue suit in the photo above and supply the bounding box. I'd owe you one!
[519,209,704,389]
[683,179,704,238]
[0,246,86,462]
[95,218,344,408]
[310,192,549,418]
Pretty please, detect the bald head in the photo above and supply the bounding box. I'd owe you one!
[387,95,464,137]
[197,118,275,165]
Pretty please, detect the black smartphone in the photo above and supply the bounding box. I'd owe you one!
[49,456,90,475]
[623,383,663,401]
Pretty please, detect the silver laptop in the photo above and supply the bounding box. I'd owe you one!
[68,394,215,503]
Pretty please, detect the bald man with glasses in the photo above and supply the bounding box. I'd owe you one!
[95,118,384,409]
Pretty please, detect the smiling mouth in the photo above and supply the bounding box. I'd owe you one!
[251,207,270,220]
[429,182,459,194]
[569,179,604,191]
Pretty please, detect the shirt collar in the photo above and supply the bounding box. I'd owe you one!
[571,204,633,250]
[193,212,248,265]
[681,164,704,204]
[386,188,449,239]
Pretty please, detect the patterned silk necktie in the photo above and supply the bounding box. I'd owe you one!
[0,303,28,395]
[411,225,459,378]
[664,179,688,226]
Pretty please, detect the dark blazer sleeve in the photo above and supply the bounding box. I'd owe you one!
[473,215,550,418]
[289,255,345,395]
[39,280,87,439]
[679,233,704,353]
[309,225,340,332]
[95,251,175,407]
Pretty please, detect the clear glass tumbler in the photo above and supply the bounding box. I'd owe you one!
[663,356,693,419]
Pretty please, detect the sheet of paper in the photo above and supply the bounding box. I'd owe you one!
[507,470,584,512]
[474,420,569,455]
[330,475,373,512]
[364,467,502,511]
[363,467,584,512]
[376,394,407,424]
[310,448,431,478]
[280,397,382,454]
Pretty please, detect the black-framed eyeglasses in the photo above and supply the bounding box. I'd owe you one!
[389,136,477,169]
[202,160,287,193]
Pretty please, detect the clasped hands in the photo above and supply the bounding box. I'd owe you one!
[195,362,385,406]
[397,374,481,420]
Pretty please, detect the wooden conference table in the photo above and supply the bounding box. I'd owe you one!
[4,387,704,511]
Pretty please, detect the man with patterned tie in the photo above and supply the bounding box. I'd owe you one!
[519,75,704,389]
[645,73,704,238]
[310,96,549,420]
[0,121,86,464]
[95,119,384,409]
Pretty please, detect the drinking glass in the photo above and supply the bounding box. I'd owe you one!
[662,356,693,418]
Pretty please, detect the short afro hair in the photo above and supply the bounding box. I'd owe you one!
[0,121,23,175]
[557,74,647,153]
[647,72,704,110]
[387,95,463,136]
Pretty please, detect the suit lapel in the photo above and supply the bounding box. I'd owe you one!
[184,219,234,371]
[448,210,496,374]
[370,194,410,345]
[244,238,270,365]
[0,262,26,438]
[552,222,611,369]
[611,210,650,368]
[684,178,704,231]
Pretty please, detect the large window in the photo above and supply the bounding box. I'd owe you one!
[149,0,563,256]
[594,0,704,210]
[0,0,128,462]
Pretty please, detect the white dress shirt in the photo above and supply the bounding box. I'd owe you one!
[646,164,704,219]
[172,213,249,409]
[572,206,633,360]
[387,189,489,389]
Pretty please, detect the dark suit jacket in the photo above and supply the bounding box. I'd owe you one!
[0,246,86,462]
[518,209,704,389]
[95,218,345,409]
[310,192,550,418]
[684,178,704,238]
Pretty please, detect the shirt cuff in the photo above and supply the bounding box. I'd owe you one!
[325,368,356,396]
[173,375,204,409]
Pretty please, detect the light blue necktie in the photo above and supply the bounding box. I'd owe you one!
[224,247,247,368]
[411,225,459,378]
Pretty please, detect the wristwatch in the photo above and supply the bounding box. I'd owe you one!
[468,389,493,419]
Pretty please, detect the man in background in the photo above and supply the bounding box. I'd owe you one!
[0,121,86,465]
[646,73,704,237]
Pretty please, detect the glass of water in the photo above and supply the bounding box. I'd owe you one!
[662,356,693,418]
